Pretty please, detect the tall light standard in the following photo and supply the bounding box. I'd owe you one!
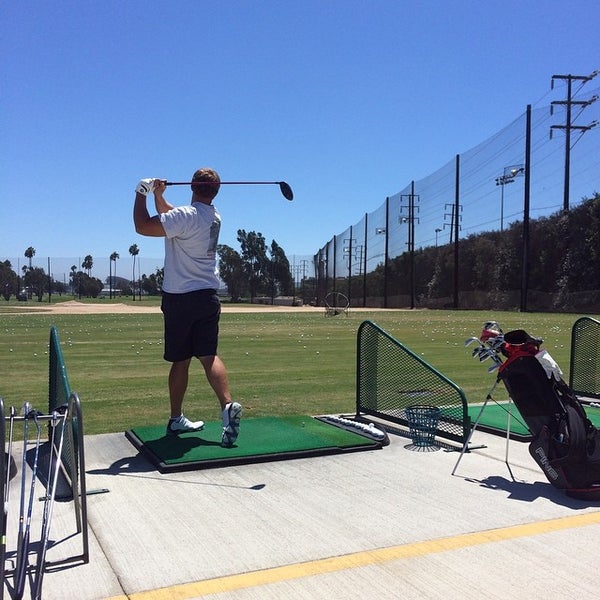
[435,228,442,247]
[495,164,524,232]
[343,236,356,303]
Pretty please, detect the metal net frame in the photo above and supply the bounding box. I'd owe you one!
[355,320,469,445]
[48,327,89,563]
[570,316,600,400]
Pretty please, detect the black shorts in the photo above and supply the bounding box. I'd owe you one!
[161,290,220,362]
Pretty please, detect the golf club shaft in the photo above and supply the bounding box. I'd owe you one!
[14,406,30,598]
[164,180,294,201]
[15,414,41,600]
[0,406,16,600]
[167,181,280,186]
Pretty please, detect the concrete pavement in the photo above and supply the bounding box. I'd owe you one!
[5,423,600,600]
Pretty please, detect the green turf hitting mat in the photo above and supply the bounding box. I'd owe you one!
[466,402,600,441]
[125,415,385,473]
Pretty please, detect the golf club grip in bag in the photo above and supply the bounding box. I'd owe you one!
[497,339,600,500]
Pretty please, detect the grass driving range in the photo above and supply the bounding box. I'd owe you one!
[0,299,595,436]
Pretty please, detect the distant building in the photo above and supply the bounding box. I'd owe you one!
[99,287,121,297]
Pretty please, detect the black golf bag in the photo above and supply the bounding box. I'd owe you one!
[497,329,600,500]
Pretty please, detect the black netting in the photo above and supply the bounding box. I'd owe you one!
[570,317,600,400]
[315,99,600,312]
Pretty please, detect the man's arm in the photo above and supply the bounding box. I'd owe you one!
[153,179,174,214]
[133,187,166,237]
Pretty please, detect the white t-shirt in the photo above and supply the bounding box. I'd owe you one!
[159,202,221,293]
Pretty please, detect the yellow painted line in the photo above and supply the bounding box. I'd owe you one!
[124,511,600,600]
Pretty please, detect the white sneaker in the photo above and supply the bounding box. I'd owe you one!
[166,414,205,436]
[221,402,242,447]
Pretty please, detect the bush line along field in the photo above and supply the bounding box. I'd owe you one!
[0,306,596,436]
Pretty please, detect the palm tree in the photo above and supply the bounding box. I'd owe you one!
[70,265,77,296]
[109,251,119,299]
[24,246,36,270]
[129,244,139,301]
[82,255,93,276]
[138,252,142,301]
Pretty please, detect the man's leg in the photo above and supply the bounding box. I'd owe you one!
[169,358,192,418]
[199,355,241,447]
[198,355,231,409]
[166,358,204,435]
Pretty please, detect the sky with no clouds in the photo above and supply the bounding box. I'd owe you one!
[2,0,599,279]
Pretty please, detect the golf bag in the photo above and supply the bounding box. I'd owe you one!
[474,324,600,500]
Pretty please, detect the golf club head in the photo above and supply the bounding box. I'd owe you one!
[472,346,490,359]
[279,181,294,201]
[465,337,482,347]
[487,335,506,352]
[481,322,503,346]
[478,349,492,362]
[482,320,502,332]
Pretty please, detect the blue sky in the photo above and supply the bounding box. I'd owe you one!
[2,1,599,280]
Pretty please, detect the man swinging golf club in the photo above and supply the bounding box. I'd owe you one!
[133,168,242,447]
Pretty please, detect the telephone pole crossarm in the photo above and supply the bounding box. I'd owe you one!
[550,71,599,211]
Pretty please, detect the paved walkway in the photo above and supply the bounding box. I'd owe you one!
[5,425,600,599]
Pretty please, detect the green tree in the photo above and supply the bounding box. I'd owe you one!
[237,230,269,302]
[52,279,67,296]
[23,266,47,301]
[81,273,103,297]
[270,240,293,296]
[217,244,247,301]
[153,266,164,291]
[0,260,17,300]
[141,272,160,296]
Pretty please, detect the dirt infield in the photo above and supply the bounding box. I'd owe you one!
[6,300,325,315]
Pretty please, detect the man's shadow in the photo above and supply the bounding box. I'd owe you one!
[86,437,265,491]
[87,435,221,475]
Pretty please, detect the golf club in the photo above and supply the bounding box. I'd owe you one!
[0,404,16,600]
[15,404,30,597]
[165,180,294,201]
[34,410,67,599]
[14,409,41,600]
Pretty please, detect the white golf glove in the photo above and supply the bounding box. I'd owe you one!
[136,178,156,196]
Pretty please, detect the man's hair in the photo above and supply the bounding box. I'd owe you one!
[191,168,220,199]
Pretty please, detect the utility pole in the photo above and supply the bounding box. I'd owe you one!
[453,154,460,309]
[521,105,532,313]
[343,229,355,303]
[550,70,598,211]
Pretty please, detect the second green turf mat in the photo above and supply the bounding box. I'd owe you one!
[466,402,600,441]
[126,415,383,473]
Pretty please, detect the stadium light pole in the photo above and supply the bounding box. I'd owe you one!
[495,165,524,232]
